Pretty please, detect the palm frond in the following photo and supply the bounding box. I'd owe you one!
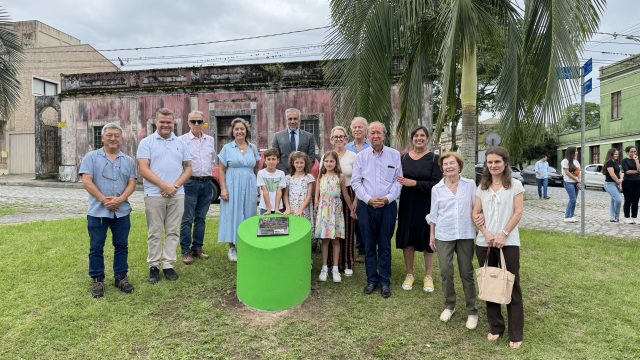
[0,7,24,120]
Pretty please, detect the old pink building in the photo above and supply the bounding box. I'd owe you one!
[47,61,337,181]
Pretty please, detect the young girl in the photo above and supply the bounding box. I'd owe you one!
[283,152,315,229]
[314,151,353,283]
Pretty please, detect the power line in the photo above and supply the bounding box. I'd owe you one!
[23,43,329,63]
[586,39,640,46]
[24,26,331,54]
[583,49,635,57]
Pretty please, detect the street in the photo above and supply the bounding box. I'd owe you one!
[0,183,636,239]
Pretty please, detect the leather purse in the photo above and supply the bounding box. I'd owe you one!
[476,248,515,305]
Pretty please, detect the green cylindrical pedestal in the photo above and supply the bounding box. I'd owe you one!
[236,215,311,311]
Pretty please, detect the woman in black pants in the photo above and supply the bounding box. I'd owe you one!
[621,146,640,224]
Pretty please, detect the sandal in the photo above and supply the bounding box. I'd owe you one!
[509,341,522,349]
[487,333,500,342]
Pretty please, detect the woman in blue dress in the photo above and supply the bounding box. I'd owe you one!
[218,118,261,262]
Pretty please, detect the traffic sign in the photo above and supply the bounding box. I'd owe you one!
[583,58,592,76]
[557,66,580,79]
[583,78,592,95]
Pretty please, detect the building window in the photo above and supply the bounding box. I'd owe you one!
[590,145,600,164]
[300,114,321,152]
[32,78,58,96]
[93,126,103,149]
[612,142,622,152]
[611,91,622,120]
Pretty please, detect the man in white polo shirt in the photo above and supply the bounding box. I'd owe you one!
[137,108,192,283]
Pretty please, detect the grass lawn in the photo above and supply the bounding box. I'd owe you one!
[0,207,18,216]
[0,212,638,359]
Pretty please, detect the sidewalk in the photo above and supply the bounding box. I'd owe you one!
[0,174,85,189]
[0,173,143,190]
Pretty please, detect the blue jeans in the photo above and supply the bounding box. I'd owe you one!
[356,200,397,286]
[604,181,622,220]
[536,178,548,198]
[88,214,130,280]
[564,182,579,218]
[180,179,213,254]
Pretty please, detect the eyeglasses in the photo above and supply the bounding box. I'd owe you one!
[189,120,204,125]
[332,135,346,140]
[102,158,122,181]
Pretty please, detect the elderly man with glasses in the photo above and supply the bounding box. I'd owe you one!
[79,123,137,298]
[178,111,216,264]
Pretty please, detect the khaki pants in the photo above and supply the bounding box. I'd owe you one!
[144,195,184,269]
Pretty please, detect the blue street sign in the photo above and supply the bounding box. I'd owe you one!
[583,78,592,95]
[583,58,592,77]
[557,66,580,79]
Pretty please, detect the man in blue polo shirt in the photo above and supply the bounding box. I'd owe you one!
[79,123,137,298]
[137,108,192,283]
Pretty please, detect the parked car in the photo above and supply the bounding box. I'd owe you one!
[520,164,564,187]
[210,150,320,203]
[474,164,524,184]
[511,166,525,183]
[583,164,606,190]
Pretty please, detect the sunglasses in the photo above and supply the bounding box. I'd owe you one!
[189,120,204,125]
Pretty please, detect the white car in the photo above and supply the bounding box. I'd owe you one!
[583,164,606,190]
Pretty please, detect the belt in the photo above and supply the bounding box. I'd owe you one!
[190,176,213,181]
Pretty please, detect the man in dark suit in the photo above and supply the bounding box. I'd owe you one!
[272,108,317,172]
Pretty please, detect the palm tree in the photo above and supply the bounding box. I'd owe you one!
[325,0,605,178]
[0,6,24,121]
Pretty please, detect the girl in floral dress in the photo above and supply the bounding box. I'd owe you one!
[314,151,353,283]
[283,151,315,230]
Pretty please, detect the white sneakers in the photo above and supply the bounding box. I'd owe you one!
[344,268,353,277]
[227,247,237,262]
[623,217,636,224]
[563,217,578,223]
[440,308,477,330]
[318,269,328,282]
[439,308,455,322]
[466,315,478,330]
[319,267,342,282]
[332,270,342,283]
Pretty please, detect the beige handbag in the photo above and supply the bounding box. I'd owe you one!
[476,248,515,305]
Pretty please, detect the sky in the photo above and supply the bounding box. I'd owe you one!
[4,0,639,105]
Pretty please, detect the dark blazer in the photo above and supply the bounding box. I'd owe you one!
[272,129,317,172]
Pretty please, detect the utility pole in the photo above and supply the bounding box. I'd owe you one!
[580,58,592,236]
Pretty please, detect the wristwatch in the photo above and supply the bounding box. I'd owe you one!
[502,229,509,236]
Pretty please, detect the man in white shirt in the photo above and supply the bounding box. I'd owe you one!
[534,154,550,199]
[179,111,217,265]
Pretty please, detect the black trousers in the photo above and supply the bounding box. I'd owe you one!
[476,246,524,342]
[622,180,640,218]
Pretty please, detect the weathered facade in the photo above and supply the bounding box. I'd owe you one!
[1,20,117,175]
[557,55,640,166]
[54,61,338,181]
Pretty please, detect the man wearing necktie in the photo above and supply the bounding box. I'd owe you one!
[272,108,317,173]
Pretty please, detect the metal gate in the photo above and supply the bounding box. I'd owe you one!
[34,96,61,179]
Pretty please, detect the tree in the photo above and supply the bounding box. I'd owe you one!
[324,0,605,179]
[554,102,600,133]
[0,7,23,121]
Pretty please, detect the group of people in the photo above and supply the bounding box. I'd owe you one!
[600,145,640,223]
[80,107,526,349]
[560,145,640,223]
[81,108,214,298]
